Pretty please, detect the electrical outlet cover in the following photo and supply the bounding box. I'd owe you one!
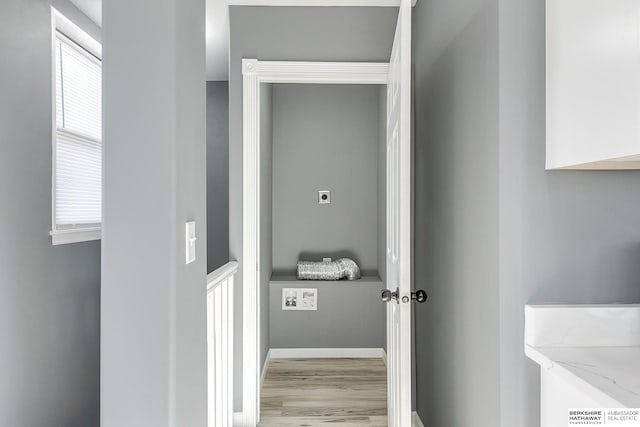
[318,190,331,204]
[282,288,317,311]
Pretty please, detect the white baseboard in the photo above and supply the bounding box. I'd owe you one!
[232,411,244,426]
[269,347,385,359]
[413,411,425,427]
[382,349,387,366]
[261,349,271,387]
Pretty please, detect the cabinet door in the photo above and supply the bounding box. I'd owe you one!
[546,0,640,169]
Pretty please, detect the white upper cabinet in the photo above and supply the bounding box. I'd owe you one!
[546,0,640,169]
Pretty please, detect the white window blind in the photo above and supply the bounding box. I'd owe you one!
[53,33,102,232]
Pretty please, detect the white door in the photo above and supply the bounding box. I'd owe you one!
[385,0,413,425]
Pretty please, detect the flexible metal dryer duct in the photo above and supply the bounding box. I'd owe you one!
[296,258,362,281]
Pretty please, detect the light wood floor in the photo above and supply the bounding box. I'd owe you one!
[259,358,388,426]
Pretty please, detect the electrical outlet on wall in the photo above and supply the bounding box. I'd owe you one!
[318,190,331,204]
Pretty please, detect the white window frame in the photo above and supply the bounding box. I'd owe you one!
[50,8,102,245]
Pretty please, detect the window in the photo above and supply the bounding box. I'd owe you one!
[51,13,102,245]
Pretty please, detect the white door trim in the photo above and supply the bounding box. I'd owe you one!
[242,59,389,84]
[229,0,417,7]
[241,59,389,426]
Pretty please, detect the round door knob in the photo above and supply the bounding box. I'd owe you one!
[412,290,428,303]
[381,289,399,303]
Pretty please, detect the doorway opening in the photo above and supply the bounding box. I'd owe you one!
[240,36,413,426]
[258,81,388,425]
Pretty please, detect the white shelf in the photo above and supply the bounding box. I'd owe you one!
[270,275,383,286]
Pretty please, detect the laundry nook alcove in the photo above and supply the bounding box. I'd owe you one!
[260,82,388,351]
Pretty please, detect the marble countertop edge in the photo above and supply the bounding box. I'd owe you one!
[525,344,640,408]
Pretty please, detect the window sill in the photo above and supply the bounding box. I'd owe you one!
[50,227,101,245]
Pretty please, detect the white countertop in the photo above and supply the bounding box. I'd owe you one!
[525,345,640,408]
[525,304,640,409]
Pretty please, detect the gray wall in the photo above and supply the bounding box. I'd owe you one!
[102,0,208,425]
[412,0,501,426]
[260,83,273,368]
[412,0,640,426]
[0,2,101,426]
[498,0,640,426]
[268,84,384,349]
[207,81,230,273]
[269,278,385,348]
[229,6,398,410]
[272,84,382,274]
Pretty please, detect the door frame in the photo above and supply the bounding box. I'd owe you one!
[240,59,389,426]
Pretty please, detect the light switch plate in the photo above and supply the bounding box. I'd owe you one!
[185,221,196,264]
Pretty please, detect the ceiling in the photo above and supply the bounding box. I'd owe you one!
[68,0,405,82]
[69,0,230,80]
[68,0,102,27]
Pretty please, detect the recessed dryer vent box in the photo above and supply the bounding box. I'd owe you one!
[282,288,317,311]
